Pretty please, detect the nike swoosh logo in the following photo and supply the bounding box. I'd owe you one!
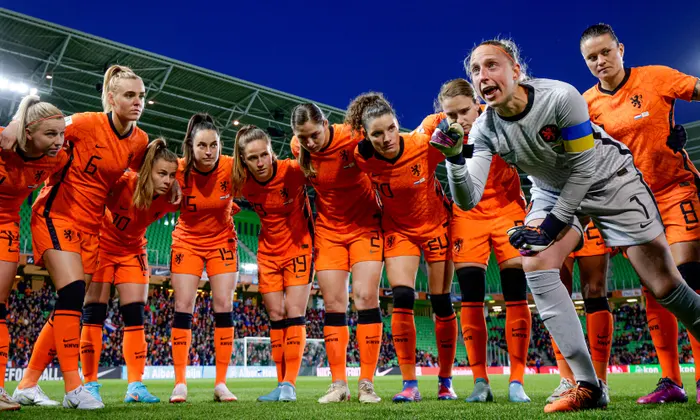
[686,225,698,231]
[95,145,106,149]
[96,367,117,378]
[595,241,605,246]
[512,327,527,332]
[596,334,609,339]
[129,393,139,401]
[324,334,338,339]
[271,339,281,343]
[377,368,393,376]
[221,336,232,340]
[640,221,653,229]
[287,336,299,340]
[174,336,186,341]
[366,335,381,339]
[135,351,147,355]
[440,339,453,343]
[0,346,7,350]
[295,274,306,278]
[63,338,78,343]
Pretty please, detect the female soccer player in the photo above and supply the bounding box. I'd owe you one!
[549,229,612,404]
[434,38,700,413]
[78,138,178,404]
[232,125,313,403]
[169,113,238,403]
[417,79,531,403]
[348,92,458,403]
[0,96,67,411]
[5,65,151,410]
[290,104,383,404]
[580,22,700,404]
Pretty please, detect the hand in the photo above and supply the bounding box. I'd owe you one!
[0,120,19,151]
[170,180,182,205]
[667,124,687,153]
[430,120,464,158]
[507,214,567,256]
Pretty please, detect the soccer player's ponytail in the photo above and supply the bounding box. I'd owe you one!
[101,64,141,113]
[232,125,275,195]
[345,92,394,135]
[182,113,219,181]
[290,103,326,178]
[134,138,178,210]
[15,94,63,152]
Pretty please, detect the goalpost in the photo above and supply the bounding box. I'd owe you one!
[233,337,326,368]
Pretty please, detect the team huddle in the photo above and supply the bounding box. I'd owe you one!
[0,23,699,414]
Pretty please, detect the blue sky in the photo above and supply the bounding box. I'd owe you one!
[4,0,699,126]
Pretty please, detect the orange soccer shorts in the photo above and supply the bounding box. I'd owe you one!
[572,222,611,258]
[655,185,700,245]
[384,221,451,263]
[313,227,383,272]
[451,201,525,266]
[92,249,149,285]
[170,238,238,277]
[258,253,313,294]
[0,221,20,263]
[30,213,99,274]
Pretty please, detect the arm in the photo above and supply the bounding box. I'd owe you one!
[694,79,700,101]
[446,150,492,210]
[546,86,597,231]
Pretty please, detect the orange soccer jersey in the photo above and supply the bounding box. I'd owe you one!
[584,66,698,196]
[171,155,237,276]
[354,131,451,262]
[32,112,149,234]
[0,128,68,262]
[242,159,313,293]
[290,124,382,270]
[417,113,526,265]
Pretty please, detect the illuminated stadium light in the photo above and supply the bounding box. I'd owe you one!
[147,100,155,105]
[241,263,258,272]
[233,120,240,126]
[527,304,536,308]
[0,76,37,95]
[492,306,502,312]
[46,74,53,80]
[626,298,638,303]
[574,300,584,305]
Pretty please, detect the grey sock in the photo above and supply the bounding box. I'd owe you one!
[656,282,700,341]
[527,269,597,385]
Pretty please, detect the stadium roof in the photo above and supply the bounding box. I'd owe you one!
[0,8,698,191]
[0,8,347,158]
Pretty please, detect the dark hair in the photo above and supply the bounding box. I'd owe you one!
[134,138,178,210]
[344,92,395,134]
[182,113,219,179]
[435,78,477,112]
[580,23,619,46]
[232,124,274,194]
[290,103,326,177]
[464,38,530,83]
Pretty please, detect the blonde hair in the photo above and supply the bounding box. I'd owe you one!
[290,103,326,177]
[464,38,530,83]
[14,95,63,152]
[133,138,178,210]
[232,125,276,194]
[102,65,142,113]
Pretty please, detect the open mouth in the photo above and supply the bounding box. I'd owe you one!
[482,85,499,100]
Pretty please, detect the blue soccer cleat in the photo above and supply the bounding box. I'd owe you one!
[393,380,421,403]
[124,381,160,403]
[278,382,297,402]
[258,384,282,402]
[84,381,103,403]
[508,381,531,403]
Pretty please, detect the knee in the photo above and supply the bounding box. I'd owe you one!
[174,297,194,314]
[121,302,146,327]
[353,288,378,310]
[456,266,485,303]
[521,255,552,273]
[323,292,348,313]
[213,294,233,312]
[582,280,606,299]
[392,286,415,310]
[268,304,286,321]
[500,268,527,302]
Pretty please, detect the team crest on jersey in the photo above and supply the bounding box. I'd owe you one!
[339,150,349,162]
[630,94,643,109]
[411,164,421,177]
[220,181,229,193]
[453,238,463,253]
[538,125,560,143]
[279,187,289,200]
[34,170,45,183]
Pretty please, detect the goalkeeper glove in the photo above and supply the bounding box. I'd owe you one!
[506,213,568,256]
[666,124,687,153]
[430,119,464,159]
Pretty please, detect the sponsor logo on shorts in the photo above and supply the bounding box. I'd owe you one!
[640,221,653,229]
[686,225,698,231]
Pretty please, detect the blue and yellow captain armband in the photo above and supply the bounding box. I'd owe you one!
[561,121,594,153]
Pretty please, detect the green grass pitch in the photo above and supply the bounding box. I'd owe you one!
[4,373,700,419]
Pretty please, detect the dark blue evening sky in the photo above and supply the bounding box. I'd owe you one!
[3,0,699,126]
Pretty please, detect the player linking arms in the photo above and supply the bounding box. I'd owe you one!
[78,139,179,404]
[349,93,458,403]
[581,23,700,404]
[434,38,700,413]
[0,97,67,411]
[290,105,383,404]
[232,126,313,402]
[168,114,239,403]
[418,79,532,403]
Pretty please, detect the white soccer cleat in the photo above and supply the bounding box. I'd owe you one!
[358,380,381,403]
[214,383,238,402]
[12,385,60,406]
[169,383,188,404]
[0,388,20,411]
[318,381,350,404]
[62,385,105,410]
[546,377,576,403]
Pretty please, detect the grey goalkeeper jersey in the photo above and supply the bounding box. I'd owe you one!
[447,78,634,224]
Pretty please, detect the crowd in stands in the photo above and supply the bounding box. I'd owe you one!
[5,282,695,370]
